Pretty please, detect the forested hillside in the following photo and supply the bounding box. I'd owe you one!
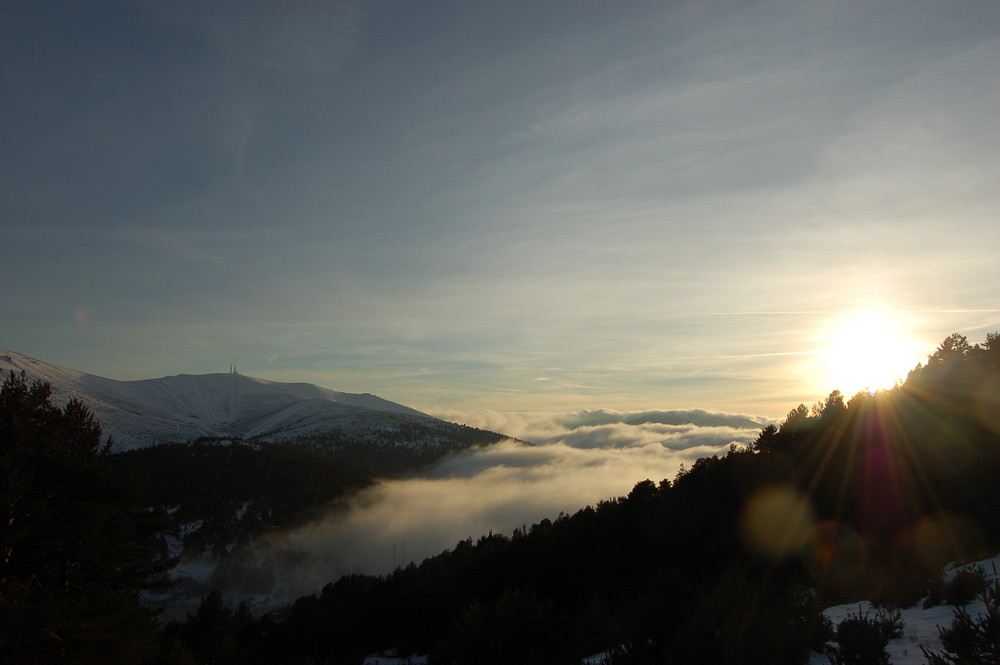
[2,332,999,664]
[110,440,375,559]
[226,332,1000,665]
[283,415,521,476]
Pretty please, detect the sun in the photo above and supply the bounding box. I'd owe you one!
[821,309,922,397]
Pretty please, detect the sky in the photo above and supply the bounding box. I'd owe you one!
[4,0,1000,419]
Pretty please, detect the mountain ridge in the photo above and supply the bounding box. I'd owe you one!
[0,349,431,450]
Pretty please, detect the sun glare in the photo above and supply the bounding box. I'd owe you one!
[822,310,922,397]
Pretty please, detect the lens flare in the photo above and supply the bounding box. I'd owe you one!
[741,485,815,559]
[912,511,983,574]
[802,521,868,594]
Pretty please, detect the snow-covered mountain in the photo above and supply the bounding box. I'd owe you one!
[0,349,438,450]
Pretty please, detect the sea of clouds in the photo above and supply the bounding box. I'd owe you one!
[211,409,773,603]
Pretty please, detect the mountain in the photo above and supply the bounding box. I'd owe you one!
[0,349,520,607]
[0,349,489,457]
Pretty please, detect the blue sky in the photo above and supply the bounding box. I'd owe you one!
[4,0,1000,417]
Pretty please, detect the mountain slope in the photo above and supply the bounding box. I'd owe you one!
[0,350,436,450]
[110,439,376,560]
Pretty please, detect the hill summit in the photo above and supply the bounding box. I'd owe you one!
[0,350,435,451]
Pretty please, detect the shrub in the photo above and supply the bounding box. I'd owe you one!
[942,566,987,607]
[812,614,835,653]
[827,606,904,665]
[924,578,945,609]
[922,580,1000,665]
[872,608,904,639]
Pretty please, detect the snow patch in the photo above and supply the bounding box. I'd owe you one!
[362,650,427,665]
[810,553,1000,665]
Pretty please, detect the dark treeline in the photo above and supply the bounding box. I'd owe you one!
[2,332,999,664]
[0,372,174,664]
[284,415,518,476]
[110,440,375,558]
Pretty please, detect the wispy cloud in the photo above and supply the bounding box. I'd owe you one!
[4,1,999,416]
[112,227,287,263]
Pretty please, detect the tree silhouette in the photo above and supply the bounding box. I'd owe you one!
[922,580,1000,665]
[163,590,262,665]
[0,371,174,664]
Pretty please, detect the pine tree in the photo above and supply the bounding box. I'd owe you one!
[0,371,175,664]
[164,590,262,665]
[922,580,1000,665]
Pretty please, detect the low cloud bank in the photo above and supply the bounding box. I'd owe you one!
[435,407,770,447]
[219,410,767,603]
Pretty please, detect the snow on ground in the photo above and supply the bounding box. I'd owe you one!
[810,554,1000,665]
[812,600,961,665]
[362,649,428,665]
[235,500,252,521]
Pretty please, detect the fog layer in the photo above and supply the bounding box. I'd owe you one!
[220,410,765,601]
